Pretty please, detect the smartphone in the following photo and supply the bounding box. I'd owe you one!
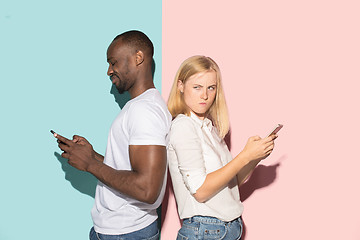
[267,124,283,137]
[50,130,66,144]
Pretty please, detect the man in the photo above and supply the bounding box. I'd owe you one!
[55,30,172,239]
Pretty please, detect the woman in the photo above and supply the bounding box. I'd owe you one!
[167,56,277,240]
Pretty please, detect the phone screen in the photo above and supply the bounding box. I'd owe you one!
[268,124,283,137]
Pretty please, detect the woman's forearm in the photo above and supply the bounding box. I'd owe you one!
[193,151,254,202]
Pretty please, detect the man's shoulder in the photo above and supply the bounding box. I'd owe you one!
[125,90,171,126]
[128,100,167,119]
[130,89,166,109]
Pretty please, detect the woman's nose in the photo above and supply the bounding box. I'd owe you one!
[201,89,208,100]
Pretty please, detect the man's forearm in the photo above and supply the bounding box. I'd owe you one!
[87,160,163,204]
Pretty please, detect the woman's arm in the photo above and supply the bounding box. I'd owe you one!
[193,135,276,203]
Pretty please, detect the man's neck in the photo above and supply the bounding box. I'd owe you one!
[129,81,155,99]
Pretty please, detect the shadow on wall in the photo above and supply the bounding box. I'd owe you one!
[161,170,180,224]
[110,85,131,108]
[224,129,232,151]
[239,155,286,240]
[240,161,283,202]
[54,152,98,198]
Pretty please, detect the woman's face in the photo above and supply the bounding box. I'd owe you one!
[178,70,217,120]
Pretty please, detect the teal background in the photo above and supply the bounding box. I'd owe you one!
[0,1,162,239]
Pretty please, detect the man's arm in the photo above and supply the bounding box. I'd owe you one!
[88,145,167,204]
[56,134,166,204]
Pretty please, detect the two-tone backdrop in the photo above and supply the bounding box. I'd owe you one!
[1,1,359,239]
[1,1,162,239]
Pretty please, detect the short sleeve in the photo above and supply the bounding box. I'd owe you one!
[127,101,169,146]
[170,117,207,194]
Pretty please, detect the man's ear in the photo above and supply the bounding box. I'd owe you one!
[177,79,184,93]
[135,50,144,66]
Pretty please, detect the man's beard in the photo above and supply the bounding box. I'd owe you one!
[111,74,127,94]
[116,82,126,94]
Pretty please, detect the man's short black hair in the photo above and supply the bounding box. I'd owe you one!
[114,30,154,57]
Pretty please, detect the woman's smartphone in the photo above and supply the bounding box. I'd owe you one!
[267,124,283,137]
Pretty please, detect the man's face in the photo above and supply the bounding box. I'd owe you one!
[106,40,136,94]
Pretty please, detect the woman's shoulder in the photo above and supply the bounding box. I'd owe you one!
[171,114,194,126]
[168,114,200,145]
[170,114,197,133]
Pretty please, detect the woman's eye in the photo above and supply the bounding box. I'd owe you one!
[208,86,216,90]
[193,86,200,89]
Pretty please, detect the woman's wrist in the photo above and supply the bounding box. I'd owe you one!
[237,150,252,165]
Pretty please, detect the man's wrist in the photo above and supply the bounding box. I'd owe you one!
[94,152,104,162]
[87,158,102,174]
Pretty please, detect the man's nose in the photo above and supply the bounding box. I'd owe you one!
[107,65,113,76]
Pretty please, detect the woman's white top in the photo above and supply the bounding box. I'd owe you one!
[167,113,244,222]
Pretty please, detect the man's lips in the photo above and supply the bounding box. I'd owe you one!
[110,75,119,84]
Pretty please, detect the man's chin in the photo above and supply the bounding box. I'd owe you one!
[116,87,125,94]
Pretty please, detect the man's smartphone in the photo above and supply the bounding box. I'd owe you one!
[50,130,66,144]
[267,124,283,137]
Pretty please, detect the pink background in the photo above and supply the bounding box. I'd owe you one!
[161,1,360,239]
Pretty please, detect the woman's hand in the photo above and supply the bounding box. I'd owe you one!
[241,135,277,162]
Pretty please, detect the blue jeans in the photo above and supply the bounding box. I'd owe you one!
[89,220,159,240]
[177,216,243,240]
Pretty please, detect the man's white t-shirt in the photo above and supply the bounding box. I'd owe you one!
[91,88,172,234]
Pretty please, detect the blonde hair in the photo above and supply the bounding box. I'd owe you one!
[168,55,230,139]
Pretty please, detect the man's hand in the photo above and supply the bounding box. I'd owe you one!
[71,135,87,144]
[55,134,98,171]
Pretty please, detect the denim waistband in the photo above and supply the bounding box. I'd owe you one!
[185,215,241,224]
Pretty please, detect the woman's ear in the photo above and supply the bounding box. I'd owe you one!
[177,80,184,93]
